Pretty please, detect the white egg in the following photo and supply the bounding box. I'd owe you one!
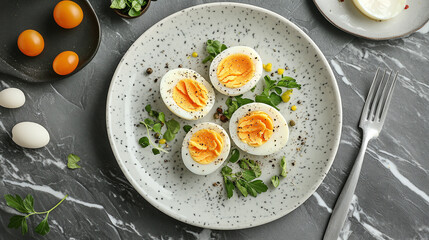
[181,122,231,175]
[209,46,263,96]
[0,88,26,109]
[229,103,289,155]
[12,122,50,149]
[353,0,406,21]
[160,68,215,120]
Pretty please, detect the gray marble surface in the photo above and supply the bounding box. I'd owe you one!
[0,0,428,239]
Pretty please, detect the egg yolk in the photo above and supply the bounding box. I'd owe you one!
[173,79,208,112]
[189,129,224,164]
[237,111,273,147]
[217,54,255,88]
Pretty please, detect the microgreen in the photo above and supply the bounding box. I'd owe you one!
[139,105,181,154]
[221,159,268,198]
[67,154,81,169]
[223,95,254,119]
[228,149,240,163]
[202,40,228,63]
[183,125,192,133]
[255,76,301,110]
[5,194,68,236]
[110,0,148,17]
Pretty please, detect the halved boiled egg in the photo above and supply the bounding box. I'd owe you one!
[181,122,231,175]
[160,68,215,120]
[229,103,289,155]
[353,0,406,21]
[209,46,263,96]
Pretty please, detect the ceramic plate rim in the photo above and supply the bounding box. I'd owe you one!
[313,0,429,40]
[106,2,343,230]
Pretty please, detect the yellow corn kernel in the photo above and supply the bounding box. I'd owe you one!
[281,89,293,102]
[291,105,297,111]
[263,63,272,72]
[192,52,198,57]
[277,68,285,75]
[159,139,166,144]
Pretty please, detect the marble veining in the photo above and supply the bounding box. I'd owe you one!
[0,0,428,239]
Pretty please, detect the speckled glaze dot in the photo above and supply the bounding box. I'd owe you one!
[106,2,342,230]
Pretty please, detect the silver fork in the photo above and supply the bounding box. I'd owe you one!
[323,68,399,240]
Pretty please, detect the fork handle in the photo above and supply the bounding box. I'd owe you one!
[323,134,370,240]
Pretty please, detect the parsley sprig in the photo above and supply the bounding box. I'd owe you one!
[139,105,180,155]
[67,154,81,169]
[202,40,228,63]
[255,76,301,110]
[5,194,68,236]
[222,75,301,119]
[221,150,268,198]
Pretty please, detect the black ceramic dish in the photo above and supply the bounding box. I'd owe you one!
[0,0,101,83]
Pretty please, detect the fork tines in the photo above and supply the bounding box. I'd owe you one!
[362,68,399,123]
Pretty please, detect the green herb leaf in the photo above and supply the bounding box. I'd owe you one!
[203,40,228,63]
[21,217,28,235]
[110,0,126,9]
[67,154,81,169]
[221,166,233,176]
[235,96,254,106]
[163,130,174,142]
[144,118,154,126]
[225,179,235,198]
[238,159,261,177]
[274,87,283,95]
[228,149,240,163]
[145,104,152,113]
[152,123,162,134]
[235,180,248,197]
[158,112,165,123]
[271,176,280,188]
[35,215,50,236]
[166,119,180,134]
[250,86,256,92]
[8,215,25,229]
[138,137,150,148]
[246,183,258,197]
[183,125,192,133]
[5,194,28,213]
[248,180,268,194]
[280,156,288,177]
[269,92,282,106]
[152,148,160,155]
[131,0,142,11]
[128,7,141,17]
[242,170,256,181]
[23,194,34,213]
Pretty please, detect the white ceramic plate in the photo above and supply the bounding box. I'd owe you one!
[106,2,342,229]
[313,0,429,40]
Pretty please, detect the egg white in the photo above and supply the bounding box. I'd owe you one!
[229,103,289,156]
[181,122,231,175]
[160,68,215,120]
[209,46,263,96]
[353,0,406,21]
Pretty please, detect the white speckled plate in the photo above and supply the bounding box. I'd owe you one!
[313,0,429,40]
[106,2,342,229]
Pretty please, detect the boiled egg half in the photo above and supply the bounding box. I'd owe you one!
[209,46,263,96]
[160,68,215,120]
[353,0,406,21]
[229,103,289,155]
[181,122,231,175]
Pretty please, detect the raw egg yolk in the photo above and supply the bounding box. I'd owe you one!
[189,129,224,164]
[217,54,255,88]
[53,1,84,29]
[237,111,273,147]
[173,79,208,112]
[17,30,44,57]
